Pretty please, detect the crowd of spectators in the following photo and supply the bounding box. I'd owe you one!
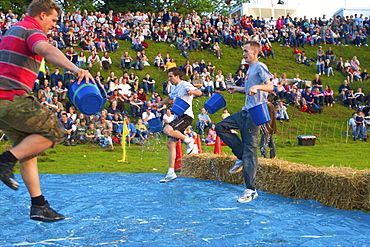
[1,7,370,146]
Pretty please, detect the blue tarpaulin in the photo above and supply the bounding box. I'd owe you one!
[1,173,369,246]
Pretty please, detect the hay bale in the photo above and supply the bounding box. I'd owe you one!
[181,154,370,211]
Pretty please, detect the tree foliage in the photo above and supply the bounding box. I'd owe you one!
[100,0,227,17]
[54,0,101,13]
[0,0,231,17]
[0,0,30,15]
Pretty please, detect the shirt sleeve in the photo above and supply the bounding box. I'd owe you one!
[258,63,273,83]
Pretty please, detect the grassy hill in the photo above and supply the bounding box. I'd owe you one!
[90,39,370,170]
[2,39,370,174]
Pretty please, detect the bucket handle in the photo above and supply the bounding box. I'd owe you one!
[96,81,107,108]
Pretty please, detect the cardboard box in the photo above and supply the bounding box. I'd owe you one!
[298,135,316,146]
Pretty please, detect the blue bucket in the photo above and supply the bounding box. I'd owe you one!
[171,97,190,116]
[248,102,271,126]
[68,80,107,115]
[148,117,162,133]
[204,92,227,114]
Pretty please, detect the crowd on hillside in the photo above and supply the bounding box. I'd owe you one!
[1,7,370,146]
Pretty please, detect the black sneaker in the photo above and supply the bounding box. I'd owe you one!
[30,202,65,222]
[0,160,19,190]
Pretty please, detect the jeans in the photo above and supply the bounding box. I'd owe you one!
[189,41,198,51]
[355,125,366,140]
[142,82,148,93]
[316,64,325,74]
[260,132,276,159]
[216,110,260,190]
[196,120,212,135]
[121,60,132,69]
[148,83,155,94]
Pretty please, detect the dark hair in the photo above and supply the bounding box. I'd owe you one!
[168,67,184,78]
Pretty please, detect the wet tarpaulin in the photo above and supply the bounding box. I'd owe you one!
[1,173,369,246]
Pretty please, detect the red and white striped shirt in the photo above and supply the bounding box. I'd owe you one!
[0,15,47,100]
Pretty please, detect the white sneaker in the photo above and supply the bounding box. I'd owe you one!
[185,138,195,154]
[229,159,243,174]
[159,173,177,183]
[237,189,258,203]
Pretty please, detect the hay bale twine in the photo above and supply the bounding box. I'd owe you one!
[181,154,370,211]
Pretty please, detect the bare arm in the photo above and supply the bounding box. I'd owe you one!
[187,89,203,97]
[33,41,94,84]
[157,97,171,107]
[248,79,273,95]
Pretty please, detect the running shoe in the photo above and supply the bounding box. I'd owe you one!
[159,173,177,183]
[30,202,65,222]
[0,159,18,190]
[185,138,195,155]
[237,189,258,203]
[229,159,243,174]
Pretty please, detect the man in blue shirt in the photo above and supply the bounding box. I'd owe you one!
[216,41,273,203]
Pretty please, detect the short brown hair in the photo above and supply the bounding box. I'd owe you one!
[244,41,261,52]
[27,0,62,17]
[168,66,184,78]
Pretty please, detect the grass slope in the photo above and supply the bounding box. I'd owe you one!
[1,39,370,174]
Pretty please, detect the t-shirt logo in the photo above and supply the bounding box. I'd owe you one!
[245,74,249,81]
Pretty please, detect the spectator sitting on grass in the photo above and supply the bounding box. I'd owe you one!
[312,74,323,92]
[153,52,165,70]
[361,69,369,82]
[183,60,193,76]
[99,130,114,149]
[353,68,362,82]
[165,58,176,71]
[323,85,334,107]
[324,59,334,77]
[343,67,354,83]
[75,119,88,144]
[354,110,367,141]
[356,88,368,106]
[86,122,98,143]
[275,101,290,123]
[336,56,345,74]
[162,109,175,128]
[350,56,361,70]
[136,118,149,140]
[117,116,138,145]
[203,123,217,144]
[262,43,275,59]
[196,107,212,135]
[312,87,325,106]
[215,70,226,91]
[344,89,357,109]
[121,51,133,69]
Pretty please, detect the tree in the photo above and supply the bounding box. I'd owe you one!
[99,0,225,17]
[54,0,101,13]
[0,0,30,15]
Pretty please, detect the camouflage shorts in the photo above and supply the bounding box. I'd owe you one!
[0,94,67,147]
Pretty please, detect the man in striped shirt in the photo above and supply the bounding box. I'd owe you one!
[0,0,94,222]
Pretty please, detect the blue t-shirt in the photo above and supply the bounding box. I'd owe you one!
[242,61,273,110]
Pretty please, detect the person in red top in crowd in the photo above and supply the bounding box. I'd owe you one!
[262,43,275,59]
[0,0,94,222]
[292,47,302,62]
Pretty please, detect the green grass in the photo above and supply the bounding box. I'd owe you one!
[2,39,370,174]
